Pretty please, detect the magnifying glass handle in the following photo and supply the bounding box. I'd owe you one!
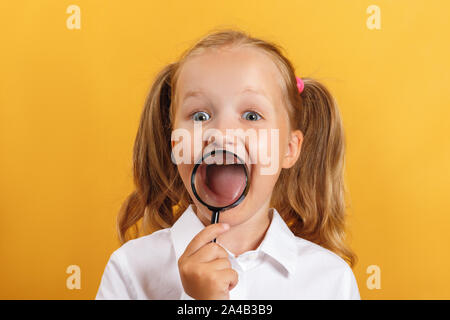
[211,210,220,243]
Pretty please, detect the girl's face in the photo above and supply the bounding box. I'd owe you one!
[171,46,302,226]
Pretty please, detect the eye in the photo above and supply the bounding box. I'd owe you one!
[191,111,210,122]
[242,110,262,121]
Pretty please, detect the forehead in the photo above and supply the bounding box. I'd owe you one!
[175,46,283,105]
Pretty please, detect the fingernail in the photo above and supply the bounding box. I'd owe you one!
[222,223,230,230]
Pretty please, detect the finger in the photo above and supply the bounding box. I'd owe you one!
[183,223,230,257]
[204,258,232,271]
[192,242,229,262]
[217,268,239,290]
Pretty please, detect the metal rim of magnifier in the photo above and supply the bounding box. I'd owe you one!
[190,149,250,212]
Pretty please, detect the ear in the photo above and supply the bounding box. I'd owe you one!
[281,129,303,169]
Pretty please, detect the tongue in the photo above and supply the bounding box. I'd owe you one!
[206,164,246,204]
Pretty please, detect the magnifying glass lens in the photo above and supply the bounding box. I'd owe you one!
[193,151,247,208]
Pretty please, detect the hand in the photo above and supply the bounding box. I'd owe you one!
[178,223,239,300]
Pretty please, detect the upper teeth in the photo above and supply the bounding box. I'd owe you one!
[202,151,240,166]
[205,157,237,165]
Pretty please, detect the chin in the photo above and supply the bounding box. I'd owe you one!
[216,197,263,226]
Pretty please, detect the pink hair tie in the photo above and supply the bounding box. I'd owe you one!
[296,76,304,93]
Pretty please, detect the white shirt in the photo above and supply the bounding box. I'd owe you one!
[96,204,360,300]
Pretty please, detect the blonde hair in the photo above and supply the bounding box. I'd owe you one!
[117,28,357,268]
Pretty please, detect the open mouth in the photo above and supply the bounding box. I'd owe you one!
[195,151,249,207]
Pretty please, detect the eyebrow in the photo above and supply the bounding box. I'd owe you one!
[182,86,271,103]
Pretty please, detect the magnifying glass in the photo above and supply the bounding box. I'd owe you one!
[190,149,250,242]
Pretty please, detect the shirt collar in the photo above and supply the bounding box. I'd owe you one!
[170,204,297,275]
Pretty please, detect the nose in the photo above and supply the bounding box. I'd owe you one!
[197,111,250,166]
[203,110,243,146]
[208,134,234,148]
[203,132,239,153]
[202,132,249,168]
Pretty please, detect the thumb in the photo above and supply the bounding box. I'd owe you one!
[228,277,238,291]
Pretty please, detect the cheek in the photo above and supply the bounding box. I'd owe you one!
[252,125,288,176]
[253,169,279,194]
[176,163,197,202]
[245,128,285,207]
[177,163,191,182]
[171,125,202,167]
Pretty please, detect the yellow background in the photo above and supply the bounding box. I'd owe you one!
[1,0,449,299]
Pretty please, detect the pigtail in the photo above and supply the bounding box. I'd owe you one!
[272,77,357,267]
[117,64,189,244]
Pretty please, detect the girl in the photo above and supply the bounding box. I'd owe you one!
[96,29,360,300]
